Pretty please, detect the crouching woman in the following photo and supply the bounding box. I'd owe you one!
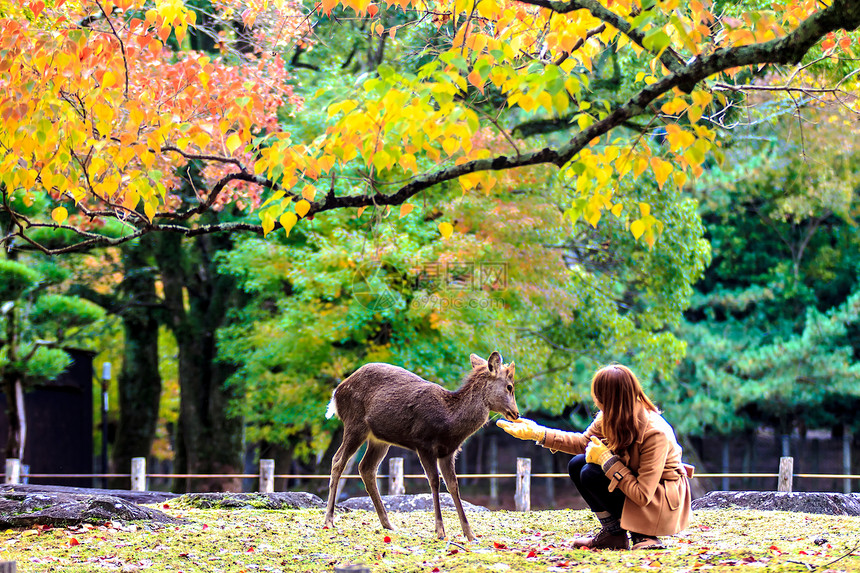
[498,364,692,550]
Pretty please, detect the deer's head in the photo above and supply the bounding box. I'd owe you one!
[470,351,519,421]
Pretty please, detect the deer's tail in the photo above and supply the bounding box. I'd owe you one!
[324,388,338,420]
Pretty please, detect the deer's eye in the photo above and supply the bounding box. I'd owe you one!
[506,384,513,393]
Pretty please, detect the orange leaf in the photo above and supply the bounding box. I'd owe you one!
[467,69,484,93]
[399,203,414,218]
[30,0,44,18]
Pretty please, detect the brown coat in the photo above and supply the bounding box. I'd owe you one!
[542,405,692,536]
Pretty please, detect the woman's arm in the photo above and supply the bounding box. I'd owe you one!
[541,415,603,455]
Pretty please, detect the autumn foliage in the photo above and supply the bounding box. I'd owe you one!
[2,0,860,252]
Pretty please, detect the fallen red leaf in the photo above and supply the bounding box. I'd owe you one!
[163,503,170,509]
[432,568,440,572]
[526,550,537,558]
[67,538,79,547]
[448,549,458,555]
[246,546,255,552]
[202,524,208,530]
[493,541,507,549]
[383,536,391,543]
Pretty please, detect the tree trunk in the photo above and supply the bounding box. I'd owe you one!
[2,308,24,461]
[110,238,163,489]
[157,231,244,493]
[3,377,25,461]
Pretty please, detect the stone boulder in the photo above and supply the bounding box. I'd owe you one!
[0,483,179,504]
[0,490,180,529]
[174,492,325,510]
[339,493,488,513]
[692,491,860,516]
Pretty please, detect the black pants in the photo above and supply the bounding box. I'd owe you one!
[568,454,626,519]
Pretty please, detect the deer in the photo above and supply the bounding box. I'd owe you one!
[323,351,519,541]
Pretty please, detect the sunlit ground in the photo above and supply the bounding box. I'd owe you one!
[2,505,859,572]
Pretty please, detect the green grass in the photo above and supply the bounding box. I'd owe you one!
[2,506,858,572]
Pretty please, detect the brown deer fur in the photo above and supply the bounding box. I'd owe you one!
[323,351,519,541]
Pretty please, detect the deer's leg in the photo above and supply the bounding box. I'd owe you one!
[439,453,475,541]
[358,438,393,530]
[416,449,446,540]
[324,426,367,529]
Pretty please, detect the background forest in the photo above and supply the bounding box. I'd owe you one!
[1,0,859,496]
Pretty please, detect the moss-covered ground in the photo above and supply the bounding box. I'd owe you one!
[1,505,858,572]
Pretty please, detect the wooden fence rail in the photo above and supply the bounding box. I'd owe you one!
[4,457,859,511]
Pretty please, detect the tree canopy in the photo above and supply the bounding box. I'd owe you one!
[2,0,860,253]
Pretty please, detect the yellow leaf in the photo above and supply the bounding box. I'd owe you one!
[295,199,311,218]
[398,153,417,173]
[357,206,367,217]
[661,97,688,115]
[639,202,651,217]
[399,203,414,218]
[279,212,297,236]
[438,221,454,239]
[102,71,117,89]
[225,133,242,154]
[302,185,316,201]
[650,158,673,189]
[630,219,646,240]
[688,105,703,123]
[262,212,275,237]
[442,138,459,156]
[144,201,155,222]
[611,204,623,217]
[51,206,68,225]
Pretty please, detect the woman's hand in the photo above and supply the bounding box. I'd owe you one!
[585,436,613,465]
[496,418,548,443]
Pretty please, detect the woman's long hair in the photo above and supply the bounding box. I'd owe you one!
[591,364,658,452]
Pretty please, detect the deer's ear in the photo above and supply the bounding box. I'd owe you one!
[506,362,515,379]
[470,353,486,369]
[487,351,502,374]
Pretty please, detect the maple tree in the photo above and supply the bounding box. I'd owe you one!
[2,0,860,252]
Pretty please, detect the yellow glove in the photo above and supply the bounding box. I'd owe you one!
[496,418,547,443]
[585,436,613,466]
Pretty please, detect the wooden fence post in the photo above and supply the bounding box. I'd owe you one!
[489,435,499,506]
[131,457,146,492]
[0,561,17,572]
[515,457,531,512]
[778,457,793,492]
[259,459,275,493]
[844,429,852,494]
[389,457,405,495]
[4,459,20,485]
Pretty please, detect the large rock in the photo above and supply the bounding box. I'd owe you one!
[0,483,179,504]
[339,493,488,513]
[692,491,860,516]
[173,492,325,510]
[0,490,180,529]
